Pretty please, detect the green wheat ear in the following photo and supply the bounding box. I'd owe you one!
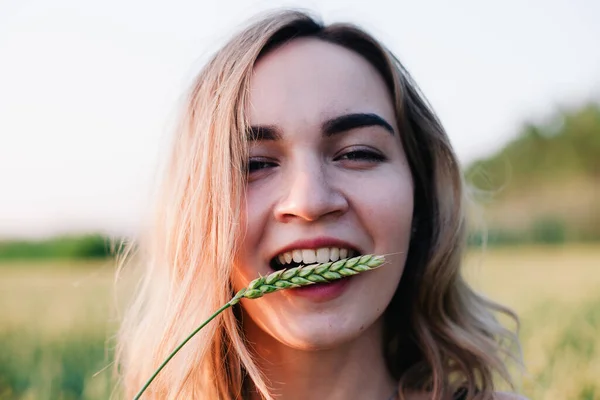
[133,254,386,399]
[230,254,386,303]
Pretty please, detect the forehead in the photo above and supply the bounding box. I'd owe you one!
[247,38,394,126]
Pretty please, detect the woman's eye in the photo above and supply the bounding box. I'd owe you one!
[337,149,386,163]
[247,158,277,173]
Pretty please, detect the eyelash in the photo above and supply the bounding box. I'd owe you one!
[335,149,386,163]
[247,158,278,173]
[246,149,386,175]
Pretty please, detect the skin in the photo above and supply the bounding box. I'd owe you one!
[230,37,529,400]
[232,38,414,400]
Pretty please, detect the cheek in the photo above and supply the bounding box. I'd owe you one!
[233,186,273,291]
[243,185,273,247]
[239,187,267,250]
[379,187,414,248]
[356,168,414,251]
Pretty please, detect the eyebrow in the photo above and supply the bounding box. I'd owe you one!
[246,125,281,141]
[246,112,395,141]
[323,113,395,136]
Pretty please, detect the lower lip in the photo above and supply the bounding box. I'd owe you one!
[287,276,352,301]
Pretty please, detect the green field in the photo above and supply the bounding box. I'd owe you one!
[1,246,599,400]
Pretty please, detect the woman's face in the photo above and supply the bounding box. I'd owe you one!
[233,38,414,350]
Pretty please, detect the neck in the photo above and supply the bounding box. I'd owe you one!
[243,316,397,400]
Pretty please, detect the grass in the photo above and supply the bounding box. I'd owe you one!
[1,246,599,399]
[464,245,600,399]
[0,260,129,400]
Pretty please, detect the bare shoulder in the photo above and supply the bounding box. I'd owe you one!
[494,392,529,400]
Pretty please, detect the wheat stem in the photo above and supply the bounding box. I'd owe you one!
[132,302,232,400]
[133,254,385,399]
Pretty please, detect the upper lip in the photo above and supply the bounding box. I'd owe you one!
[268,237,363,262]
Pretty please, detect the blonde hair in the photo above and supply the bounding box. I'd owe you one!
[115,9,521,400]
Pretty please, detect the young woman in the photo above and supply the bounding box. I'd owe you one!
[116,9,525,400]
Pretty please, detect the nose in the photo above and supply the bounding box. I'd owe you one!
[274,156,348,223]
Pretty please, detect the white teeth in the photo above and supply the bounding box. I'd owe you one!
[302,249,317,264]
[275,247,356,266]
[339,248,348,259]
[292,249,303,263]
[330,247,339,261]
[316,248,330,263]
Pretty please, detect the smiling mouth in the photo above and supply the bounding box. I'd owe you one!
[269,247,361,271]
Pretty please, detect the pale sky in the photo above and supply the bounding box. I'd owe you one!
[1,0,599,239]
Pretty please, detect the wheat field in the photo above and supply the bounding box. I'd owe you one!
[1,245,598,399]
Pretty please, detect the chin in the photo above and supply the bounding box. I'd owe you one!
[272,321,363,351]
[268,306,382,350]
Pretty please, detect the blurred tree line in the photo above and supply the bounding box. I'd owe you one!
[0,234,114,261]
[466,101,599,246]
[1,102,598,260]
